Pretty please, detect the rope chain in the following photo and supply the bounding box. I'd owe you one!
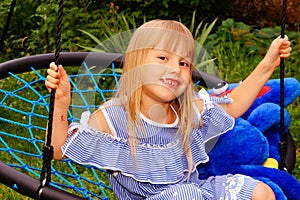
[278,0,288,172]
[37,0,64,198]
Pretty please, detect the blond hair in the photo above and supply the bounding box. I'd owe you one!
[116,19,197,174]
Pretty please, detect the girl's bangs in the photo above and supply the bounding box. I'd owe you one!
[126,27,195,63]
[125,24,218,79]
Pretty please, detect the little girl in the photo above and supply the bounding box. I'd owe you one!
[45,19,291,199]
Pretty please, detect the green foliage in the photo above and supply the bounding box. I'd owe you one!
[77,9,139,54]
[0,1,112,61]
[0,1,299,198]
[111,0,232,28]
[205,19,300,180]
[205,18,300,82]
[1,0,234,63]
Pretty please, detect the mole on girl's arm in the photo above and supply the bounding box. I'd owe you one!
[61,114,66,122]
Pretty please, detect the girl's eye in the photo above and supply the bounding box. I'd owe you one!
[180,61,190,67]
[158,56,168,61]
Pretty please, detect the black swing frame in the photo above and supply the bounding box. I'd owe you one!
[0,51,296,199]
[0,0,295,198]
[0,51,226,199]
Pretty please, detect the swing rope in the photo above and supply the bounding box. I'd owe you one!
[278,0,288,172]
[37,0,64,198]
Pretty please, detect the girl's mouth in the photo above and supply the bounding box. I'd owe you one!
[161,77,180,89]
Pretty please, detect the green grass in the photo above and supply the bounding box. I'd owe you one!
[0,68,117,199]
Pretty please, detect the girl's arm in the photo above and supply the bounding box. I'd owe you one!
[45,62,71,160]
[221,35,292,118]
[45,63,113,159]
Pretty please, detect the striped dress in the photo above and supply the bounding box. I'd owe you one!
[62,89,259,199]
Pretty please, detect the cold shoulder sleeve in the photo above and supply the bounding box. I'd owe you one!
[195,89,235,143]
[62,111,198,184]
[61,93,235,184]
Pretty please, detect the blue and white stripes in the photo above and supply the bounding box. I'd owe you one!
[61,91,259,199]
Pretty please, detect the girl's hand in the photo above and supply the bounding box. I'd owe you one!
[263,35,292,68]
[45,62,71,105]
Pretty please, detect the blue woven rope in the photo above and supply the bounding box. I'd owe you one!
[0,62,118,199]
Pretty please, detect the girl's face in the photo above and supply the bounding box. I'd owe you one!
[140,49,192,104]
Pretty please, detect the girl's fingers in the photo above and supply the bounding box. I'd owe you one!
[45,80,57,91]
[46,63,69,94]
[45,76,59,91]
[284,35,289,40]
[279,44,292,58]
[47,68,60,79]
[277,35,289,40]
[281,40,291,48]
[58,65,69,81]
[280,47,292,54]
[46,74,60,85]
[274,35,290,47]
[280,52,291,58]
[49,62,58,71]
[273,35,291,57]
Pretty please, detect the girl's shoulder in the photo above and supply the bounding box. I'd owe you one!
[88,98,126,135]
[194,98,204,114]
[88,108,112,135]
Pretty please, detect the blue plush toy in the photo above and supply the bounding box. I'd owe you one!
[198,78,300,200]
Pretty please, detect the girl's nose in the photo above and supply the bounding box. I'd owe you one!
[169,63,181,73]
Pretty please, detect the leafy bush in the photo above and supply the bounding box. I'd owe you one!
[0,2,299,198]
[205,19,300,180]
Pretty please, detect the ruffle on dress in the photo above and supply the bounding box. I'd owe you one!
[62,89,234,184]
[197,88,234,142]
[62,118,209,184]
